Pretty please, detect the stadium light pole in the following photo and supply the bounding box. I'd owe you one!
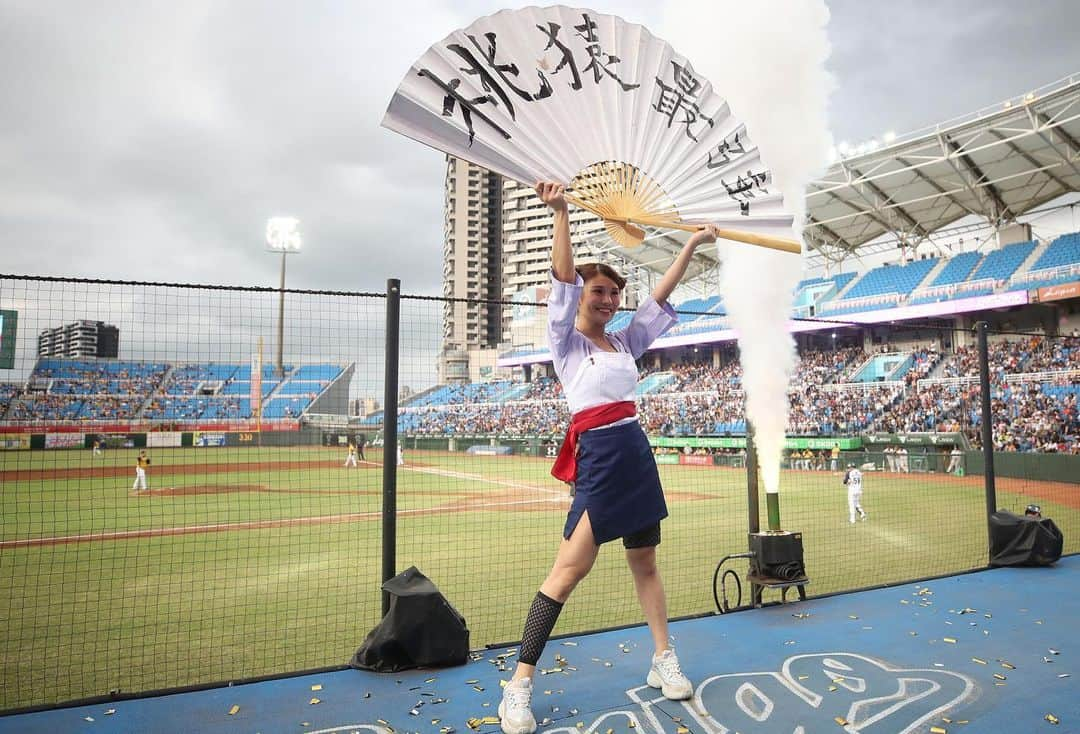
[266,217,302,378]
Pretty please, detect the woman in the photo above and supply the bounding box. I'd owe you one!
[499,181,719,734]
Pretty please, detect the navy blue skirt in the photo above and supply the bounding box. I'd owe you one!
[563,420,668,545]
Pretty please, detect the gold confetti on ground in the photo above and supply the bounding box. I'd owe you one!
[834,716,849,726]
[104,710,115,716]
[309,698,320,705]
[228,705,239,715]
[972,658,987,665]
[930,727,947,734]
[993,673,1006,681]
[1001,662,1016,669]
[1045,713,1059,725]
[311,684,323,691]
[676,728,690,734]
[943,637,957,644]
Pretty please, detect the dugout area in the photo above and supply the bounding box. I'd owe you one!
[1,555,1075,734]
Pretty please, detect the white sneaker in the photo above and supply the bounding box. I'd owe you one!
[647,648,693,700]
[860,511,868,521]
[498,677,536,734]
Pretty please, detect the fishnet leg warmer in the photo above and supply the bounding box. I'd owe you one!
[518,591,564,666]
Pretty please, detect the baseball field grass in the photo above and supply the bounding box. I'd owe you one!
[1,445,1076,710]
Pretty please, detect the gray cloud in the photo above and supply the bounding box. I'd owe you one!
[2,0,1079,395]
[3,0,1077,293]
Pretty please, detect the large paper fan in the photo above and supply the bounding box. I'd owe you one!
[383,5,798,253]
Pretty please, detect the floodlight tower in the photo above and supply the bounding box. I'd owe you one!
[266,217,302,378]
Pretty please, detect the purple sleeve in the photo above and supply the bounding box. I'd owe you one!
[617,296,678,359]
[546,271,584,361]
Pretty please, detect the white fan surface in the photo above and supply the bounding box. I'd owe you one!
[383,5,794,243]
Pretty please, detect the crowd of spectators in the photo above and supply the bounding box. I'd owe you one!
[0,359,323,423]
[1,339,1077,453]
[394,338,1079,453]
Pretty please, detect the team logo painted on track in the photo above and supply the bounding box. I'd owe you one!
[307,652,977,734]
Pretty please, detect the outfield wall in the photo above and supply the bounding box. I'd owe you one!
[964,450,1080,485]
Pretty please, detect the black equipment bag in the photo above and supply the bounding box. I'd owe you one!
[989,511,1063,567]
[349,566,469,672]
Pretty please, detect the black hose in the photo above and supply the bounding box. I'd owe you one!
[713,564,742,613]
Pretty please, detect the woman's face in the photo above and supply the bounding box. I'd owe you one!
[578,274,622,325]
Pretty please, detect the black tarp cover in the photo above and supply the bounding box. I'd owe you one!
[989,511,1064,567]
[349,566,470,672]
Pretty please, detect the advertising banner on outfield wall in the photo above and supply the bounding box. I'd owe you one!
[45,433,85,449]
[194,432,227,447]
[650,436,862,450]
[0,433,30,450]
[863,432,962,446]
[104,433,139,449]
[146,432,183,448]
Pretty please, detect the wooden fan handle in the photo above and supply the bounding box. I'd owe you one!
[619,215,802,255]
[562,195,801,254]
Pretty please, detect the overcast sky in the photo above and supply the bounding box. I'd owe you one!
[2,0,1079,298]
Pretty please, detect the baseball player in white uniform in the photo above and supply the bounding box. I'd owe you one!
[133,450,150,491]
[843,463,867,524]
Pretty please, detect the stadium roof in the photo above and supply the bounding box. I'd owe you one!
[804,73,1080,269]
[584,73,1080,292]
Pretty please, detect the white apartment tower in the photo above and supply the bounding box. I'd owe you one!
[441,157,645,381]
[440,157,503,383]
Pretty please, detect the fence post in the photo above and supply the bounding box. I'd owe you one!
[382,278,401,616]
[975,320,997,560]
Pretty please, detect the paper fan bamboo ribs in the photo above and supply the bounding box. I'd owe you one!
[383,5,800,254]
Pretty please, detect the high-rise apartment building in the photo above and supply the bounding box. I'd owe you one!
[441,158,650,381]
[440,157,503,383]
[37,320,119,358]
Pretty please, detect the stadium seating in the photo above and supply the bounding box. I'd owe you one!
[968,240,1036,285]
[0,359,345,423]
[818,259,938,315]
[1018,232,1080,290]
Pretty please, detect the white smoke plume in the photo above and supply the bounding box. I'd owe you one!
[660,1,835,495]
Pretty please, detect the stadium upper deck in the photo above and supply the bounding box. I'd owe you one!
[0,359,351,426]
[499,229,1080,365]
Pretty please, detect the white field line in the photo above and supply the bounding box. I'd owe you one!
[1,464,567,548]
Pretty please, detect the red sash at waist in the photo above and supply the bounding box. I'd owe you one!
[551,401,637,483]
